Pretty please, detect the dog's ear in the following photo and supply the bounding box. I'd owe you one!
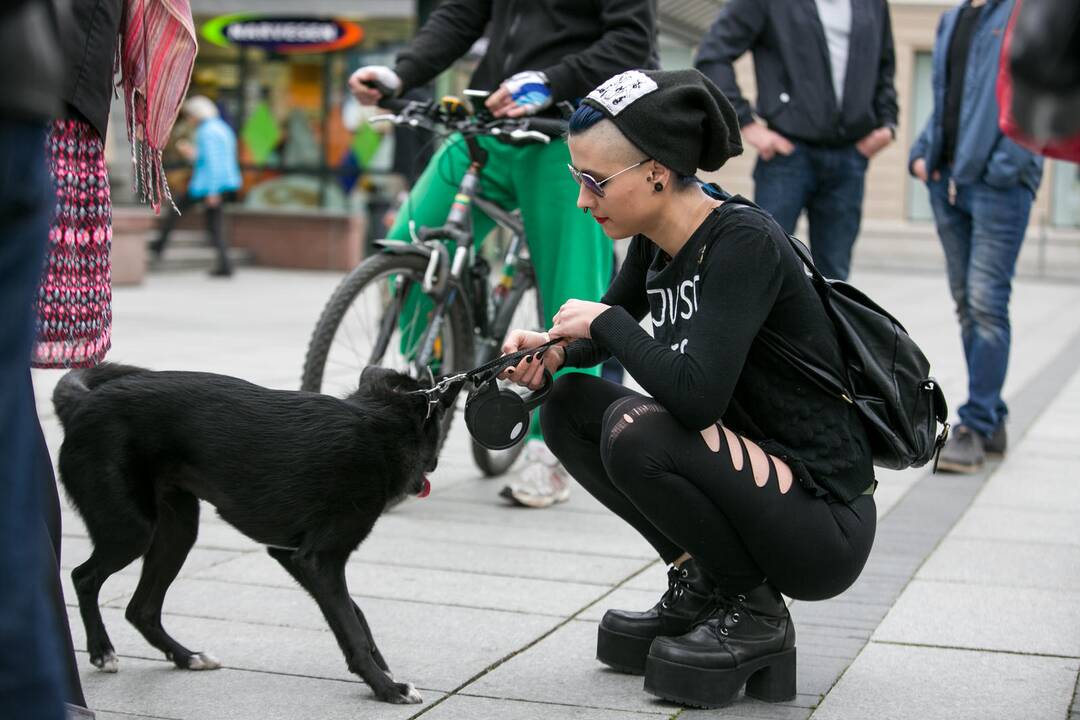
[436,376,467,411]
[359,365,388,387]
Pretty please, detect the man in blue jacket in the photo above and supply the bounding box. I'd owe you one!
[696,0,899,281]
[909,0,1043,473]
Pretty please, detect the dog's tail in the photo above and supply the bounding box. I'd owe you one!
[53,363,145,427]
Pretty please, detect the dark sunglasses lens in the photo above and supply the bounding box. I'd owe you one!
[581,173,605,198]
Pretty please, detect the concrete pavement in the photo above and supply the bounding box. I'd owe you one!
[31,264,1080,720]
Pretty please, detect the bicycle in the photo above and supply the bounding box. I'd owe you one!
[300,94,567,477]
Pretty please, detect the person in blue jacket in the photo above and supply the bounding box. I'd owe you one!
[153,96,242,277]
[909,0,1043,473]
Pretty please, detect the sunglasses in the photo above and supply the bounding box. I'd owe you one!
[567,159,649,198]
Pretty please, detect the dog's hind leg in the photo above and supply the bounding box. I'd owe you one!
[125,489,219,671]
[267,546,421,704]
[71,522,153,673]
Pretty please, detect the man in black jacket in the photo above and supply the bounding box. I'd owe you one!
[348,0,657,509]
[696,0,899,280]
[0,3,73,719]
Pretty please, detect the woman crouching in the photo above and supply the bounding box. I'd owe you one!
[500,69,877,708]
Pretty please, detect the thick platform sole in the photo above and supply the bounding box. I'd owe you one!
[596,624,653,675]
[643,647,796,709]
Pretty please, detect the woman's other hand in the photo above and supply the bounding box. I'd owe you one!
[499,329,565,390]
[549,300,610,341]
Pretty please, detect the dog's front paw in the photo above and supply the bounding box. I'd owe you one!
[91,650,119,673]
[379,682,422,704]
[186,651,222,670]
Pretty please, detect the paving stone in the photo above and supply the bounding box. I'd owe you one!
[949,506,1080,547]
[578,588,665,623]
[372,512,657,558]
[812,643,1079,720]
[423,694,671,719]
[80,653,445,720]
[351,533,651,585]
[71,596,556,693]
[873,579,1080,657]
[61,536,249,579]
[917,536,1080,591]
[976,472,1080,512]
[435,477,614,516]
[464,619,674,714]
[193,552,611,616]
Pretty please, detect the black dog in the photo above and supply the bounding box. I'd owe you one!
[53,363,461,704]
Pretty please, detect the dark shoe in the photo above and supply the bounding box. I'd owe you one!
[597,559,714,674]
[208,267,233,278]
[936,424,986,473]
[644,583,796,708]
[985,423,1007,459]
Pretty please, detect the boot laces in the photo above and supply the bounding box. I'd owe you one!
[693,590,747,639]
[659,564,691,609]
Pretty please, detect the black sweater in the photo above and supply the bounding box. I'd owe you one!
[563,197,875,502]
[394,0,657,106]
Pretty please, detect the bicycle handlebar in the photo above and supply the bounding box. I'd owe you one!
[369,96,567,146]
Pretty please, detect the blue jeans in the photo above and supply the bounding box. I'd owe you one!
[928,170,1034,438]
[0,119,65,720]
[753,142,869,281]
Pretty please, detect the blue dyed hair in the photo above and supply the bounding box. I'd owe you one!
[568,103,700,188]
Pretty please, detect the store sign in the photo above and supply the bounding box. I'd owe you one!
[202,15,363,53]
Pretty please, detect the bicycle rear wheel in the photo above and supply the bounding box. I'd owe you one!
[301,252,472,441]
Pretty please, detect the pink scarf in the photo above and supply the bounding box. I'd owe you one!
[120,0,198,213]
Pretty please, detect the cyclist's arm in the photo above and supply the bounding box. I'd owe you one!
[540,0,656,103]
[561,235,651,369]
[393,0,493,93]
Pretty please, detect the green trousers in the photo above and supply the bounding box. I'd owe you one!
[388,134,612,440]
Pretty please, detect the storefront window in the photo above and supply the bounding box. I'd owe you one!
[168,15,413,212]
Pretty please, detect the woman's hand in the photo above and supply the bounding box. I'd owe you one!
[499,329,565,390]
[549,300,610,341]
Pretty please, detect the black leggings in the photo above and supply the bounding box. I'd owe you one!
[540,374,876,601]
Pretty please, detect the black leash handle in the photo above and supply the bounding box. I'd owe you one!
[465,338,560,384]
[414,338,561,407]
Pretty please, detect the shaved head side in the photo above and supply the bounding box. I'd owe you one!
[574,118,648,168]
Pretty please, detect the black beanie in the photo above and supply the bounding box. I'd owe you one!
[580,69,743,177]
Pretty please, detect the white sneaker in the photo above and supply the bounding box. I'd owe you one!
[500,439,571,508]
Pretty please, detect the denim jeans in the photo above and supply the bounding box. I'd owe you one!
[927,170,1034,438]
[753,141,869,281]
[0,119,65,720]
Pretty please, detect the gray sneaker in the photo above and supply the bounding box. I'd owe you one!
[985,423,1007,459]
[937,424,985,474]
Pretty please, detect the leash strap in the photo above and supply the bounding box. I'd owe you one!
[413,338,560,417]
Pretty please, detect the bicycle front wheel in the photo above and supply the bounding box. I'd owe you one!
[301,252,473,436]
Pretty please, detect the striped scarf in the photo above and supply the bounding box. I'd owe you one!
[120,0,197,213]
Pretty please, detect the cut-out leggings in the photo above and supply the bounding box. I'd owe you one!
[540,374,876,601]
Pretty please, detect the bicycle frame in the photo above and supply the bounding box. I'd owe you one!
[375,134,539,376]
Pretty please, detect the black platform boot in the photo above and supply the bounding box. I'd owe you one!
[643,582,796,708]
[597,559,715,674]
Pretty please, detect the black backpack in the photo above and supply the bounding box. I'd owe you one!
[733,206,951,471]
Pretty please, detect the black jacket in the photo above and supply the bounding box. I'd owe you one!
[0,0,63,122]
[695,0,898,147]
[394,0,657,105]
[60,0,124,140]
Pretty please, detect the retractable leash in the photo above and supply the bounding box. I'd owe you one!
[414,339,560,450]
